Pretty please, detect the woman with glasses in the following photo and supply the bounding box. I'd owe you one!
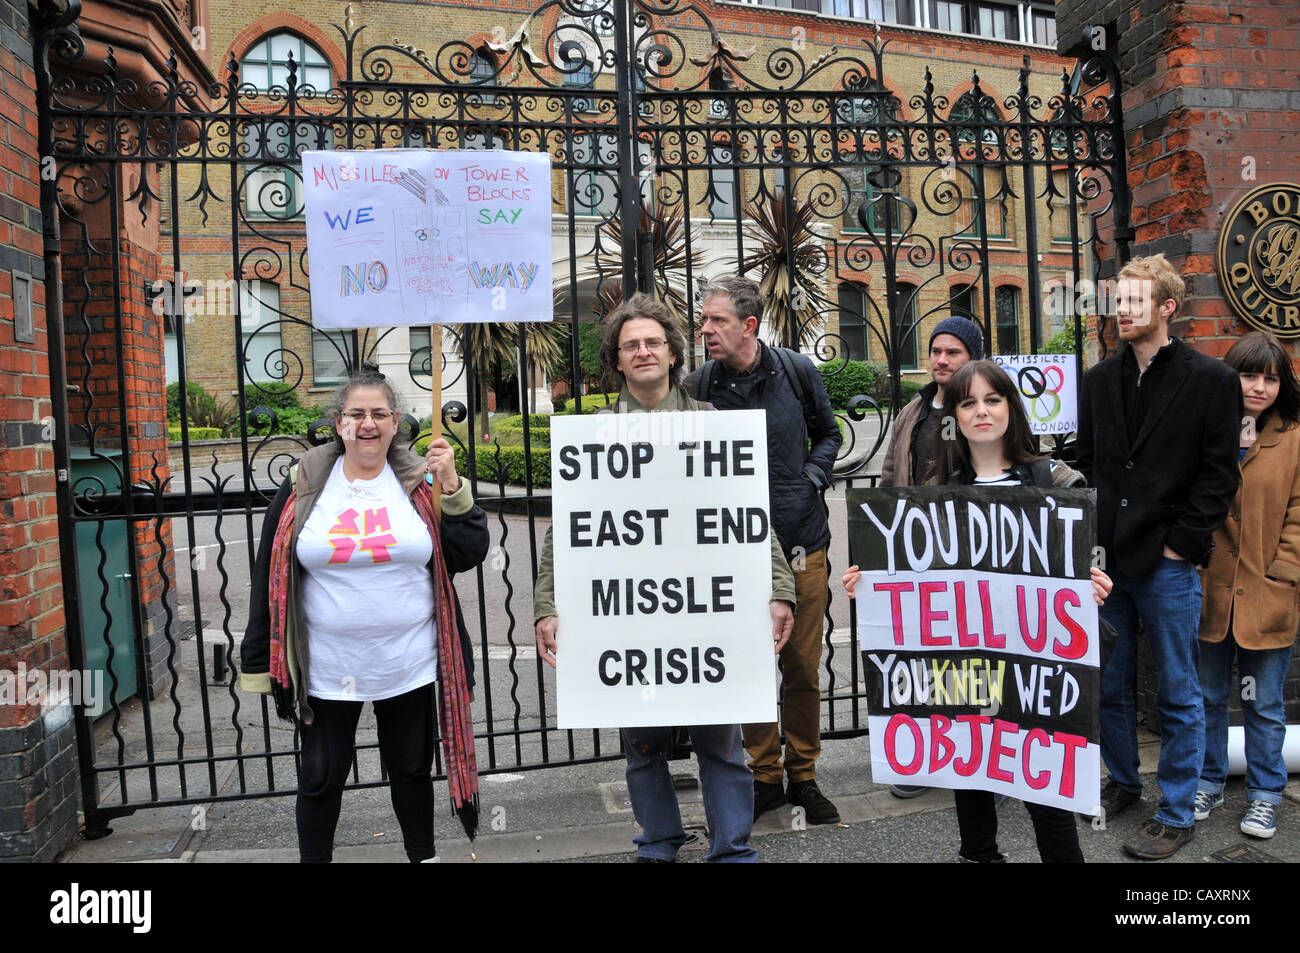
[242,365,488,862]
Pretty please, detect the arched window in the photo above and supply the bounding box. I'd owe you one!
[241,32,331,92]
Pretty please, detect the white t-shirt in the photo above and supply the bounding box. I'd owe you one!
[296,459,437,701]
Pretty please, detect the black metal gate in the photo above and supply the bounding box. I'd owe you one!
[31,0,1129,832]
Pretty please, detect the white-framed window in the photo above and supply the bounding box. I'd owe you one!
[565,60,596,114]
[469,49,498,104]
[312,329,350,388]
[575,0,616,35]
[410,326,432,379]
[709,144,737,220]
[1031,8,1057,46]
[240,280,283,382]
[241,32,331,93]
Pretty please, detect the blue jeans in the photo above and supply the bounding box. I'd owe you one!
[622,724,756,862]
[1197,630,1291,806]
[1099,557,1204,829]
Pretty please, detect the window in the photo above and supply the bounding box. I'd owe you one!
[709,144,737,221]
[995,286,1019,355]
[241,32,331,93]
[950,91,1001,151]
[571,132,619,217]
[708,68,733,122]
[1049,170,1073,243]
[1031,8,1057,46]
[163,313,180,386]
[976,3,1013,39]
[843,165,904,234]
[565,59,595,114]
[312,329,350,387]
[410,326,432,378]
[837,282,869,361]
[951,283,975,321]
[469,49,498,105]
[463,128,506,151]
[243,119,331,219]
[240,281,283,382]
[895,281,919,370]
[933,0,964,32]
[954,168,1005,239]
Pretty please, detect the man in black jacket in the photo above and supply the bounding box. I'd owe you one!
[685,276,843,825]
[1076,254,1242,860]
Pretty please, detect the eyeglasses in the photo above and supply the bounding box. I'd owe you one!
[618,338,668,355]
[339,410,393,422]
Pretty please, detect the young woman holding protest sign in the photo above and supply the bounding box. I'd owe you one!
[845,360,1113,862]
[1195,331,1300,840]
[241,366,488,862]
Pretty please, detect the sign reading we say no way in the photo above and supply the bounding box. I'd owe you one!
[301,149,553,329]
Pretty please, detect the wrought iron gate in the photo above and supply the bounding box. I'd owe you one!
[31,0,1129,832]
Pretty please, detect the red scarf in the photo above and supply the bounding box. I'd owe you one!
[267,479,479,839]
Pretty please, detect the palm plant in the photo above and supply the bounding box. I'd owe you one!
[741,188,831,350]
[451,321,564,439]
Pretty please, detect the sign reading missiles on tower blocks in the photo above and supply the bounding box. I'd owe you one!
[849,485,1101,813]
[301,149,553,328]
[552,410,778,729]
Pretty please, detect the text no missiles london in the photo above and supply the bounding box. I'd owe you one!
[552,410,778,729]
[848,486,1101,813]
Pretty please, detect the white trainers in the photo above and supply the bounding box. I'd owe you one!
[1240,800,1276,839]
[1193,789,1224,821]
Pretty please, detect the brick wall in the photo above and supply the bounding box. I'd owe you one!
[0,0,80,861]
[1058,0,1300,724]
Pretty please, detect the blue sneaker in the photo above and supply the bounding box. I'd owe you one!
[1193,790,1224,821]
[1240,800,1276,839]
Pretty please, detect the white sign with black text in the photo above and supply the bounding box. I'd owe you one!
[552,410,778,728]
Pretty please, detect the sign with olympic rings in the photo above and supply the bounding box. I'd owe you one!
[990,354,1078,435]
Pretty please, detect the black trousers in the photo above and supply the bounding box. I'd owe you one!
[954,789,1084,863]
[297,682,437,863]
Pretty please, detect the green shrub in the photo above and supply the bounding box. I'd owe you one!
[817,361,875,409]
[167,425,222,441]
[557,392,620,414]
[243,380,303,411]
[1042,316,1084,362]
[454,444,552,488]
[167,382,214,424]
[496,414,552,447]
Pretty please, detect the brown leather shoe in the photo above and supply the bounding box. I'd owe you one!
[1121,819,1193,860]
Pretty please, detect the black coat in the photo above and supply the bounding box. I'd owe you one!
[1076,337,1243,577]
[684,341,841,559]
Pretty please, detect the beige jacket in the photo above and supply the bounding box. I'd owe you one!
[1198,415,1300,649]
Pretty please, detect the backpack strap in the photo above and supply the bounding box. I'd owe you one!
[1028,457,1054,489]
[774,346,818,441]
[693,359,717,402]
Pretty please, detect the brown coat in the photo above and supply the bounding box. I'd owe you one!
[1198,415,1300,649]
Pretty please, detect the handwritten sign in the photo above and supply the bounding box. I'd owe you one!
[302,149,553,328]
[849,485,1101,814]
[552,410,778,728]
[990,354,1078,434]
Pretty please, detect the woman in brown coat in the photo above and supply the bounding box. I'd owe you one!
[1196,331,1300,840]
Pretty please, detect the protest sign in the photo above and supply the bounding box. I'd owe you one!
[552,410,778,728]
[849,485,1101,813]
[990,354,1078,434]
[301,149,553,329]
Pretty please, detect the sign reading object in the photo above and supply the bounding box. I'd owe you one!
[302,149,553,329]
[1217,182,1300,338]
[849,486,1101,814]
[989,354,1078,435]
[552,410,778,728]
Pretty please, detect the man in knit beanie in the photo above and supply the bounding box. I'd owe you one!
[879,315,984,488]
